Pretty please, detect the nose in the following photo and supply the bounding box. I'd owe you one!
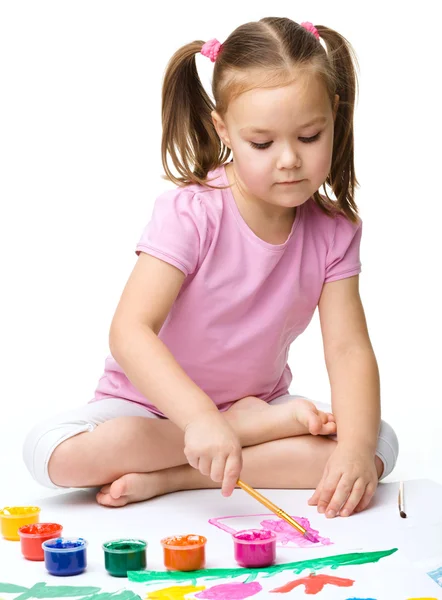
[276,144,301,170]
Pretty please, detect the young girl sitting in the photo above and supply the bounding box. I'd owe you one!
[24,17,398,519]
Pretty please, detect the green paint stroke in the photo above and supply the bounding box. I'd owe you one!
[128,548,398,584]
[0,585,29,593]
[0,583,100,599]
[0,583,141,600]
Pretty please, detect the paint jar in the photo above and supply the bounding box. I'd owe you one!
[42,537,87,576]
[0,506,41,541]
[233,529,277,568]
[18,523,63,561]
[161,534,207,571]
[102,538,147,577]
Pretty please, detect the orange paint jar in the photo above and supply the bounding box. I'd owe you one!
[161,534,207,571]
[18,523,63,561]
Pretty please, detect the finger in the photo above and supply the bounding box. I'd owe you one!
[308,475,325,505]
[316,472,342,514]
[221,452,243,497]
[198,457,212,477]
[322,475,353,517]
[338,478,368,517]
[354,481,376,514]
[210,455,226,483]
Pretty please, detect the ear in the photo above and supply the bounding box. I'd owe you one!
[333,94,340,121]
[211,110,232,148]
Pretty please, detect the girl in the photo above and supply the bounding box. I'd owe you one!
[24,17,398,519]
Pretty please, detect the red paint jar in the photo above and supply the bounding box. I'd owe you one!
[161,534,206,571]
[18,523,63,561]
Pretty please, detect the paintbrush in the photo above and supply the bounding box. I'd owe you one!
[398,481,407,518]
[237,479,319,543]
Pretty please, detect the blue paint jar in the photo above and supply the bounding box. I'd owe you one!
[42,537,87,576]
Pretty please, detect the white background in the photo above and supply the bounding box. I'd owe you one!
[1,0,441,505]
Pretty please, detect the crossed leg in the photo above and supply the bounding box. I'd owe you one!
[96,398,383,507]
[46,396,345,506]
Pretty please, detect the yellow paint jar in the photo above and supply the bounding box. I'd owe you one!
[0,506,41,540]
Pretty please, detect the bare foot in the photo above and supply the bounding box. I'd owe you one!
[245,396,337,436]
[96,472,168,507]
[228,395,336,437]
[289,398,337,436]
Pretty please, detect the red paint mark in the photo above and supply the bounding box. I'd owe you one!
[271,573,354,594]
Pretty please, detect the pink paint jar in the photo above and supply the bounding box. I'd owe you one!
[232,529,277,568]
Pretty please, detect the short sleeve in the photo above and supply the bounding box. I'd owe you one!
[324,215,362,283]
[136,188,208,276]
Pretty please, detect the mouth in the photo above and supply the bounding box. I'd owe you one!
[277,180,304,185]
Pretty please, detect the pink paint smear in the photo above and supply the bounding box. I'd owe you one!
[195,582,262,599]
[209,514,332,548]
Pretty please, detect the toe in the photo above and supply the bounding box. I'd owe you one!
[319,411,328,424]
[95,476,130,507]
[109,477,128,500]
[96,490,112,506]
[96,491,129,508]
[308,412,323,435]
[323,421,337,435]
[96,485,111,504]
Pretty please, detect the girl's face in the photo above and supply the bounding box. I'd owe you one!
[213,72,338,211]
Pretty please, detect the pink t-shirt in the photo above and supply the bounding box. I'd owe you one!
[93,164,362,415]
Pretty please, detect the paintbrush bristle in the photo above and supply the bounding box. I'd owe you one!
[400,510,407,519]
[304,530,319,543]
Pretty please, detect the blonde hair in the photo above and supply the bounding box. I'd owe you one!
[161,17,360,222]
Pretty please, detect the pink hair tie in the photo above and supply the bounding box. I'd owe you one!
[201,38,222,62]
[301,21,320,40]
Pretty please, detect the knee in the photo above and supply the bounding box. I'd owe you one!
[22,417,94,489]
[22,421,56,489]
[377,418,399,480]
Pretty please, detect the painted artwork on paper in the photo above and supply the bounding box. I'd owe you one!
[427,565,442,587]
[208,512,332,548]
[128,548,398,583]
[128,547,442,598]
[0,583,142,599]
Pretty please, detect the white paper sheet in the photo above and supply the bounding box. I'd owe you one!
[0,479,441,598]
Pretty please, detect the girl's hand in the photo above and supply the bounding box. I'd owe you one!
[308,442,378,517]
[184,412,243,497]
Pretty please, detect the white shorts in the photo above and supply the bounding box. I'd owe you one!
[23,395,399,489]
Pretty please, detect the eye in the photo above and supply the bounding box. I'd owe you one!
[299,133,321,143]
[249,141,273,150]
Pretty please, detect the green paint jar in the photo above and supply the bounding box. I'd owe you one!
[102,538,147,577]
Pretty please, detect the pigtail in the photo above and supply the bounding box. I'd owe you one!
[161,41,231,186]
[314,26,360,223]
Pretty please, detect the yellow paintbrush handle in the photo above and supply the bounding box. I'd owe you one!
[237,479,307,535]
[276,509,307,535]
[237,480,278,511]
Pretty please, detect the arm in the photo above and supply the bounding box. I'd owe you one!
[318,274,380,452]
[308,275,381,517]
[109,252,242,494]
[109,251,218,430]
